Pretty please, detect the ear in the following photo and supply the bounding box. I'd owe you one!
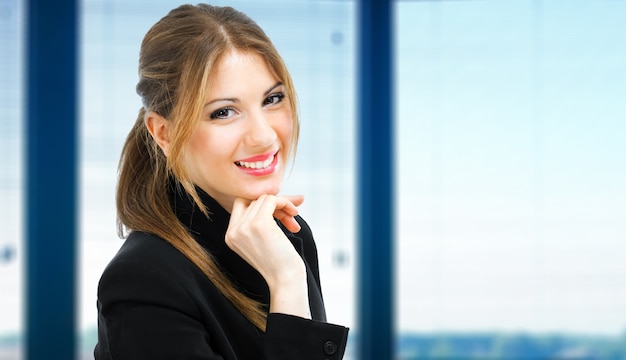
[145,111,171,156]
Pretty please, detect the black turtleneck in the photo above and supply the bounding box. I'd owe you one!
[95,181,348,360]
[168,181,327,321]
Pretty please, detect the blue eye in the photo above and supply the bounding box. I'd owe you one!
[210,107,235,119]
[263,92,285,106]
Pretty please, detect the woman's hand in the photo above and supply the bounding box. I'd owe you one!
[225,194,311,319]
[268,195,304,233]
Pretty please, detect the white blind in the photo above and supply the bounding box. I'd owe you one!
[396,0,626,335]
[0,0,23,342]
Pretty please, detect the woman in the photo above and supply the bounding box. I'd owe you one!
[94,4,349,359]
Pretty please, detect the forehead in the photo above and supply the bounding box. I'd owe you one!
[205,50,279,96]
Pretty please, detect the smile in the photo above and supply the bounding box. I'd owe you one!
[234,151,279,176]
[235,153,275,170]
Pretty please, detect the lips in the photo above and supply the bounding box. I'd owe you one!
[234,150,279,173]
[235,153,275,169]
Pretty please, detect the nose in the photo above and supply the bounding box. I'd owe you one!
[244,110,277,148]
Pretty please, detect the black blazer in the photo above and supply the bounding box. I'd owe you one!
[95,186,349,359]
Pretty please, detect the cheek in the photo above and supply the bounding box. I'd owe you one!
[186,132,209,161]
[186,126,241,165]
[276,111,295,148]
[184,128,220,171]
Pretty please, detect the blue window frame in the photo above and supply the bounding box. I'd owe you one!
[24,0,77,358]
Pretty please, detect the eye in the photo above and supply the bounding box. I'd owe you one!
[263,92,285,107]
[210,107,236,120]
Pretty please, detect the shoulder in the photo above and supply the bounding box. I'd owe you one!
[95,232,244,359]
[112,231,180,261]
[102,232,192,283]
[97,232,211,310]
[105,231,204,277]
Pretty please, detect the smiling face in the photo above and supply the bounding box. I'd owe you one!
[182,50,294,212]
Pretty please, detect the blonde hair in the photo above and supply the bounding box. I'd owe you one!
[116,4,299,331]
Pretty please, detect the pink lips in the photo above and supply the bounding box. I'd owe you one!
[237,151,276,163]
[234,150,279,176]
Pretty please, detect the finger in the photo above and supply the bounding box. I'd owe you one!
[273,209,301,233]
[230,197,251,222]
[240,194,265,221]
[273,196,303,232]
[227,198,250,240]
[237,195,303,233]
[282,195,304,207]
[273,196,303,217]
[231,197,250,213]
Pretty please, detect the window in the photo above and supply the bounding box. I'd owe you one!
[396,1,626,358]
[11,1,625,358]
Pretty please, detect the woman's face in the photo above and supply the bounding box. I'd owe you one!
[183,50,294,212]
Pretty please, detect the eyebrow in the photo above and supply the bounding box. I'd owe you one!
[204,81,284,108]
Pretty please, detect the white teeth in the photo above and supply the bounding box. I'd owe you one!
[236,154,274,169]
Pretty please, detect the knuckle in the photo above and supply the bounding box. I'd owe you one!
[250,219,265,232]
[224,232,235,245]
[225,229,241,244]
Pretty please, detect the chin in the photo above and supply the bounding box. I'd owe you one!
[244,186,281,200]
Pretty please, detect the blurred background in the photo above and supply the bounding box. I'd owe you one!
[1,0,625,359]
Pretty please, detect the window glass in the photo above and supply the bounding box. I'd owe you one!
[80,0,356,356]
[0,0,23,358]
[395,1,626,358]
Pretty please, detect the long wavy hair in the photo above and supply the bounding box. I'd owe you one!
[116,4,299,331]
